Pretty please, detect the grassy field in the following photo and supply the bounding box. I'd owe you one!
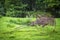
[0,17,60,40]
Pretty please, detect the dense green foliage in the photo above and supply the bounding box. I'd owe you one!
[0,0,60,17]
[0,17,60,40]
[0,0,60,40]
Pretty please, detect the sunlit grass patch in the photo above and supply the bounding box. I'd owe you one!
[0,17,60,40]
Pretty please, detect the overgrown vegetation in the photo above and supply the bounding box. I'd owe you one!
[0,0,60,40]
[0,17,60,40]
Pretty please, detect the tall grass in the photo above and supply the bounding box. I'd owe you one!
[0,17,60,40]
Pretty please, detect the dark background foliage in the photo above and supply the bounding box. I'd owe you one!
[0,0,60,18]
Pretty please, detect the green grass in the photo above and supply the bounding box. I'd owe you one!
[0,17,60,40]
